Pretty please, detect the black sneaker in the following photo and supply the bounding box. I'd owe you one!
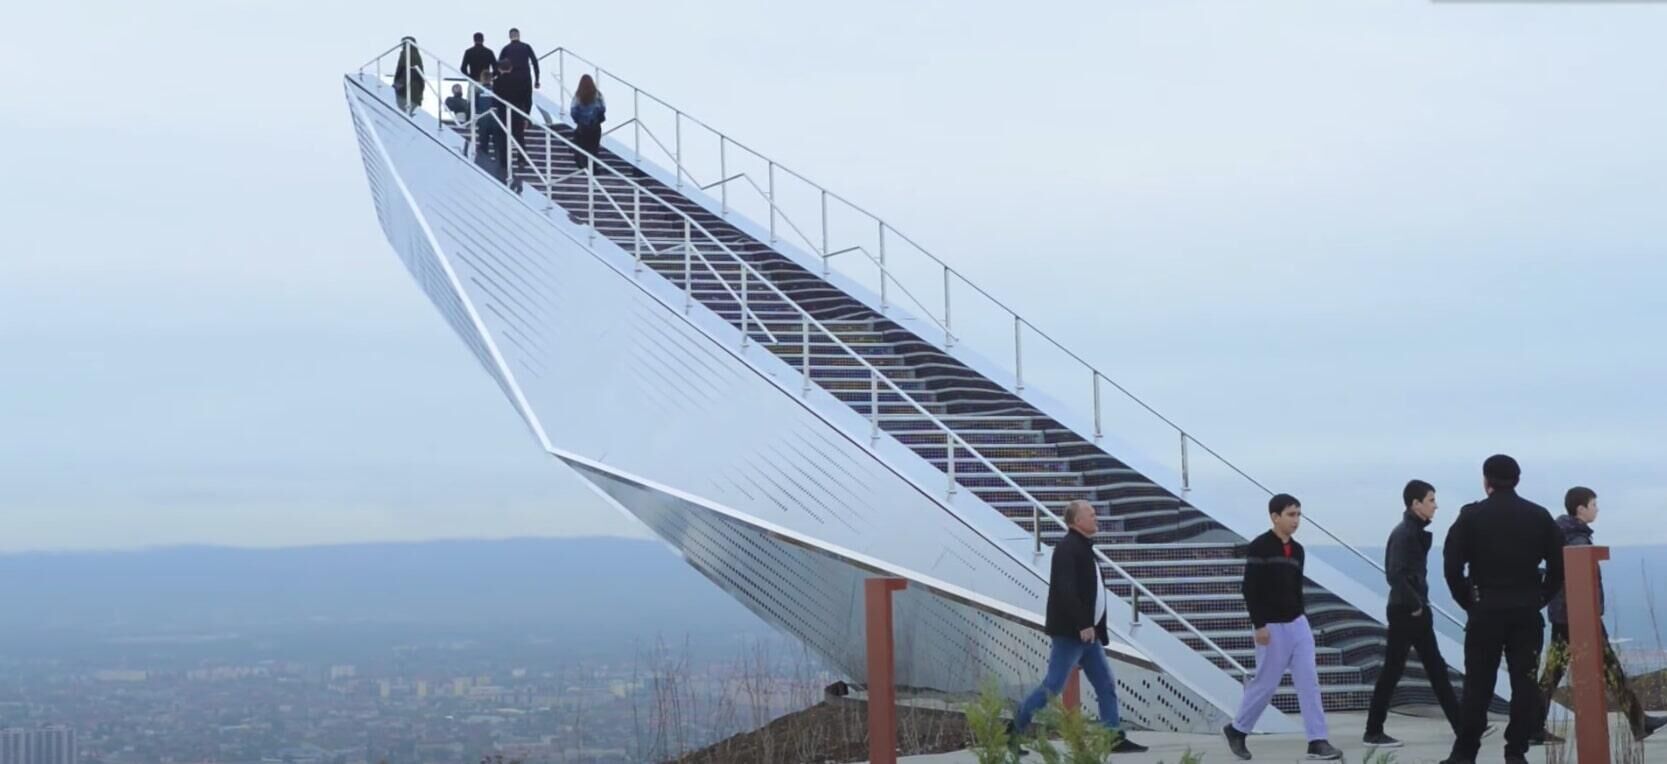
[1642,714,1667,740]
[1504,755,1529,764]
[1363,731,1402,748]
[1223,723,1252,760]
[1306,739,1343,760]
[1003,721,1029,758]
[1110,735,1148,754]
[1529,728,1565,745]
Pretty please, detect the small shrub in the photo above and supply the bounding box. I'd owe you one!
[965,678,1018,764]
[1028,697,1116,764]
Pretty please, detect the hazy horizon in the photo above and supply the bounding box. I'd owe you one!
[4,0,1665,552]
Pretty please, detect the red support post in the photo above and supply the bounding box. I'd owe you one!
[1564,545,1611,764]
[865,577,908,764]
[1063,667,1082,713]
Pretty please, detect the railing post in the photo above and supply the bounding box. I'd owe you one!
[632,186,643,273]
[801,316,812,396]
[869,371,880,444]
[864,578,908,764]
[632,89,641,163]
[1014,317,1025,392]
[878,222,888,313]
[942,267,954,348]
[1092,372,1103,442]
[767,162,778,244]
[1180,433,1191,500]
[1032,503,1041,556]
[719,136,728,216]
[557,54,566,110]
[587,169,596,246]
[820,190,829,265]
[1131,588,1142,627]
[683,219,693,314]
[740,268,750,350]
[544,130,554,211]
[674,111,684,189]
[946,438,957,497]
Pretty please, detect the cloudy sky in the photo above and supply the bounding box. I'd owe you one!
[2,1,1663,552]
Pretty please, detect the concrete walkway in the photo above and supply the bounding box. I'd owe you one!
[870,712,1663,763]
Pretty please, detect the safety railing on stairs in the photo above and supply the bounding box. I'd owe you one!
[357,41,1255,680]
[537,45,1463,635]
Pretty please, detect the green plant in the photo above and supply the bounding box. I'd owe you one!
[1362,749,1399,764]
[965,678,1018,764]
[1166,749,1205,764]
[1027,697,1116,764]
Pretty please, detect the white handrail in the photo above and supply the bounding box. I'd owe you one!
[362,41,1255,678]
[536,44,1460,632]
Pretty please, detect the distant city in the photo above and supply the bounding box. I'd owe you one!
[0,539,819,764]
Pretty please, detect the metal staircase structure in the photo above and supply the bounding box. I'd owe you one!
[344,41,1507,730]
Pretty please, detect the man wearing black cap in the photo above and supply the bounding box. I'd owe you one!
[1439,455,1564,764]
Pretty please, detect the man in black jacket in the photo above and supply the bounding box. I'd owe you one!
[498,28,540,91]
[1008,500,1145,754]
[460,32,497,82]
[491,58,534,174]
[1533,486,1666,744]
[1440,455,1564,764]
[1364,480,1464,748]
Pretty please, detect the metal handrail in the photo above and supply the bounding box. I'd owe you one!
[363,41,1255,677]
[537,44,1454,631]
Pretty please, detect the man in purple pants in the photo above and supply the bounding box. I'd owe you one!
[1222,494,1342,761]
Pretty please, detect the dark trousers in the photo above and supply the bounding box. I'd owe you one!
[1450,608,1543,760]
[574,124,602,172]
[476,127,508,185]
[1366,605,1462,735]
[509,96,533,166]
[1538,622,1647,736]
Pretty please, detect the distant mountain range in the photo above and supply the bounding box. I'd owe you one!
[0,537,770,649]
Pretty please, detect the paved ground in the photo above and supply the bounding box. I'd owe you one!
[868,711,1664,763]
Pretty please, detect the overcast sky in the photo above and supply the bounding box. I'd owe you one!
[2,1,1663,552]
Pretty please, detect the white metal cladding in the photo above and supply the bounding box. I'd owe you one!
[560,454,1225,733]
[343,75,1297,733]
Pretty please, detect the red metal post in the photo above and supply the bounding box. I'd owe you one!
[865,577,908,764]
[1063,667,1082,713]
[1564,545,1610,764]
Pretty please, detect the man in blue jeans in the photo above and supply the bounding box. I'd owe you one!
[1008,500,1146,754]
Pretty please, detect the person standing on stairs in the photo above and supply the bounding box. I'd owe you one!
[1362,480,1466,748]
[1222,494,1343,761]
[498,27,539,158]
[1532,486,1667,745]
[472,70,509,186]
[569,74,607,174]
[1006,500,1147,756]
[392,36,424,115]
[460,32,497,83]
[491,57,533,179]
[1439,454,1563,764]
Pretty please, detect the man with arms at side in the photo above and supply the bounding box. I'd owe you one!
[1007,500,1147,755]
[1440,455,1563,764]
[1222,494,1342,761]
[1532,486,1667,744]
[1363,480,1466,747]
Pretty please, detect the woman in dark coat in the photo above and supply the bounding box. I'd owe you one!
[392,36,425,114]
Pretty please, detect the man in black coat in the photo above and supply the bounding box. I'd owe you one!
[460,32,497,82]
[1008,500,1145,754]
[1440,455,1565,764]
[1364,480,1464,748]
[498,27,540,91]
[490,58,534,173]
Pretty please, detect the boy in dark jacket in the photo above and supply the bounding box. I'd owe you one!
[1364,480,1464,747]
[1533,487,1666,743]
[1222,495,1342,761]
